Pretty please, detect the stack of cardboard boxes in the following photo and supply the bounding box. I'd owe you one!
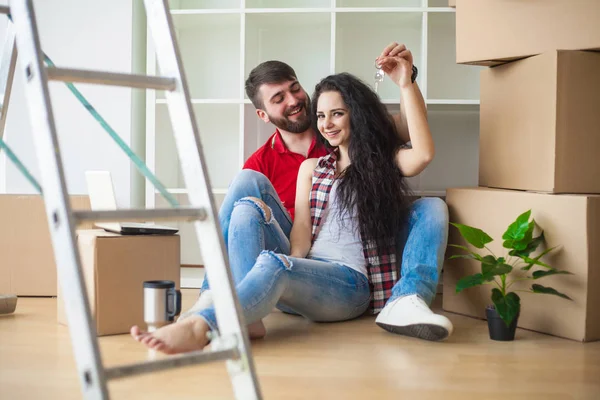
[443,0,600,342]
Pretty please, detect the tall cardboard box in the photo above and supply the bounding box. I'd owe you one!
[479,50,600,194]
[57,230,180,336]
[0,195,91,296]
[455,0,600,66]
[443,187,600,342]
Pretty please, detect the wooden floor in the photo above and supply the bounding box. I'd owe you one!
[1,290,599,399]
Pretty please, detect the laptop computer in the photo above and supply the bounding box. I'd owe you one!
[85,171,179,235]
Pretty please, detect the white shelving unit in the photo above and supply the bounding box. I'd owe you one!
[146,0,482,265]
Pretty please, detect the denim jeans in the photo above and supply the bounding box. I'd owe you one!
[198,250,372,332]
[200,169,292,292]
[199,169,448,325]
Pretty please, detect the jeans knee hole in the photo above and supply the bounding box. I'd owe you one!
[260,250,292,270]
[235,197,274,223]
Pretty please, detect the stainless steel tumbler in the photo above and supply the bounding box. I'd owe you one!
[143,280,181,332]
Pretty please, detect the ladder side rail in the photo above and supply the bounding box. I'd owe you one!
[144,1,263,398]
[9,1,108,398]
[0,21,17,142]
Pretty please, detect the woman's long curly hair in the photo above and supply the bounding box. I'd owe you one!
[311,73,412,248]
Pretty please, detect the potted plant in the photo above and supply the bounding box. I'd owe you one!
[449,210,573,341]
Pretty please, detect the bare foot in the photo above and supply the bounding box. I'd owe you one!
[130,316,210,355]
[248,320,266,339]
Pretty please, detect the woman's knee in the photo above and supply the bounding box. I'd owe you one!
[412,197,448,226]
[256,251,292,271]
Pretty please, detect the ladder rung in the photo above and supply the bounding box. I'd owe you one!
[74,208,207,223]
[104,347,239,381]
[46,67,177,91]
[0,6,9,15]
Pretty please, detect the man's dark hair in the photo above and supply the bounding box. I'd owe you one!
[245,61,298,109]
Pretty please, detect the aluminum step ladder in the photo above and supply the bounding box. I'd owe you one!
[5,0,262,398]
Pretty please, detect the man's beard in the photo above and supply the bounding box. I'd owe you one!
[268,98,312,134]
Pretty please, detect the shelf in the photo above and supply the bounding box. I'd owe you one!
[164,13,240,99]
[242,103,278,161]
[246,0,330,8]
[380,99,479,105]
[245,13,331,99]
[426,99,479,105]
[412,190,447,197]
[156,99,243,104]
[427,12,482,100]
[336,12,423,101]
[169,7,455,14]
[338,0,421,7]
[169,0,240,10]
[418,111,480,191]
[426,99,480,112]
[427,0,453,7]
[155,104,240,190]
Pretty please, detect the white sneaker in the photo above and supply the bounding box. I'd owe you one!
[375,294,453,341]
[177,290,213,322]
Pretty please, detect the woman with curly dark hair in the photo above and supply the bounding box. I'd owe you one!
[131,51,452,355]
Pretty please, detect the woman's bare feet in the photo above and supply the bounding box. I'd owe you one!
[130,316,210,355]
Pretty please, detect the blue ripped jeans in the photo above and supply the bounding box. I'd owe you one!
[198,169,448,328]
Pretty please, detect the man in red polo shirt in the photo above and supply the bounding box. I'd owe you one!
[178,60,328,322]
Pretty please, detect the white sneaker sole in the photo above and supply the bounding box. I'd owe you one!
[376,321,450,342]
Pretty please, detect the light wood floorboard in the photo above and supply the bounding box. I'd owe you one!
[1,290,599,399]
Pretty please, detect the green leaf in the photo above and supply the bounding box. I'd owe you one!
[450,223,493,249]
[491,289,521,327]
[532,269,573,279]
[480,256,512,280]
[456,274,485,293]
[449,254,479,261]
[521,246,558,271]
[522,255,553,270]
[510,232,545,258]
[447,244,484,261]
[502,210,532,250]
[531,284,572,300]
[481,255,497,275]
[487,263,513,279]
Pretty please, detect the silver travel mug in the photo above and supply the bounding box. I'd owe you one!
[143,280,182,332]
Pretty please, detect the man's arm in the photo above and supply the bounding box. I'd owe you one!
[289,159,317,258]
[379,42,427,145]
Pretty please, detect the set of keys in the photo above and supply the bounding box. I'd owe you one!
[374,61,385,93]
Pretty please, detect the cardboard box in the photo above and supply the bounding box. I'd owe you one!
[479,50,600,194]
[0,195,91,296]
[456,0,600,66]
[443,187,600,342]
[57,230,180,336]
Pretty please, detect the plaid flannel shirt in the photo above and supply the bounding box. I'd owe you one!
[309,152,398,314]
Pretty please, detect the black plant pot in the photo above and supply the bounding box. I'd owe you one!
[486,305,519,341]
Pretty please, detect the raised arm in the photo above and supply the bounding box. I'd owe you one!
[377,44,434,177]
[289,158,318,258]
[379,43,428,145]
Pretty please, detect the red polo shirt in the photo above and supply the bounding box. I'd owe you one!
[243,129,329,220]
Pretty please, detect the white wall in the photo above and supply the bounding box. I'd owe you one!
[0,0,133,207]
